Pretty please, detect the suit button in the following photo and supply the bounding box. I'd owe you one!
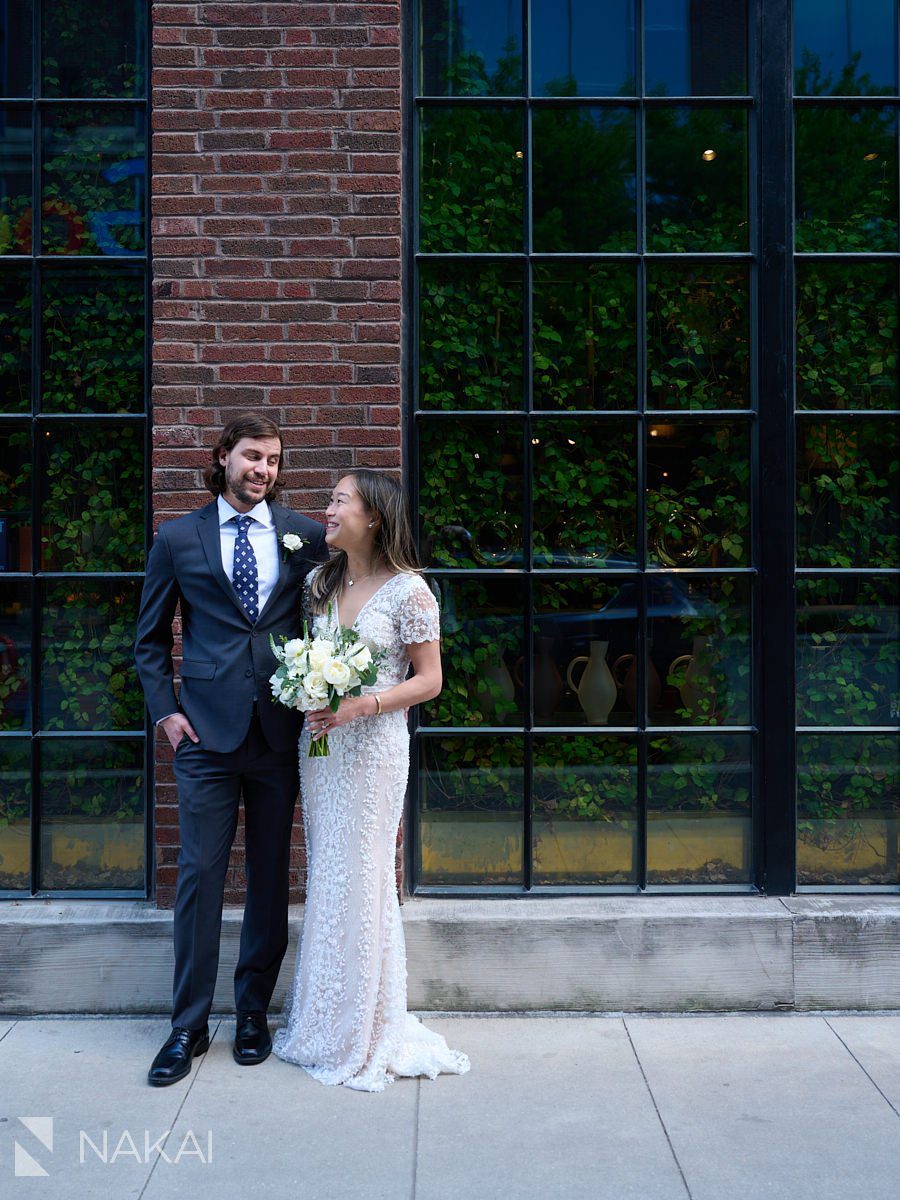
[245,668,253,677]
[251,630,258,638]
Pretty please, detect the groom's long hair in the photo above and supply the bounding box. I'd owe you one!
[309,470,424,613]
[203,413,286,500]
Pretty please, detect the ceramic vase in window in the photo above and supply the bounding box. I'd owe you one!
[566,640,617,725]
[668,636,718,720]
[612,652,662,716]
[515,636,564,720]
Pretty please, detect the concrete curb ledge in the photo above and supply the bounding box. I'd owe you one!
[1,895,898,1014]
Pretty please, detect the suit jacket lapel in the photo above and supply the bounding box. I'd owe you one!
[198,499,252,623]
[264,504,294,614]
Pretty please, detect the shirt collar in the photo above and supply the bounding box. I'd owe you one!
[217,494,273,528]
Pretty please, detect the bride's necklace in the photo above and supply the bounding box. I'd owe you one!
[346,568,376,588]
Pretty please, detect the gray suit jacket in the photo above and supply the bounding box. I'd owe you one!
[134,498,329,753]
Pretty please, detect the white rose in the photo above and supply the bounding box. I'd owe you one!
[304,670,329,701]
[282,533,306,552]
[348,645,372,672]
[308,639,334,671]
[282,639,308,671]
[269,672,284,699]
[323,658,351,688]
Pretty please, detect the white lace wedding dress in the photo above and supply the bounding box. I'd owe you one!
[272,567,472,1092]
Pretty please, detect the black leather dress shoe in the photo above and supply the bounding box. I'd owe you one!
[233,1011,272,1065]
[147,1025,210,1087]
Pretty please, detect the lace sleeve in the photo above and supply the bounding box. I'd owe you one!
[398,576,441,644]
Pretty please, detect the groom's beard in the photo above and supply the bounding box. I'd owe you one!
[226,468,273,507]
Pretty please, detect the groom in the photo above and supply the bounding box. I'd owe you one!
[135,413,328,1086]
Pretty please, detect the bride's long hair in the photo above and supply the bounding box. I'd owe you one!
[308,469,422,613]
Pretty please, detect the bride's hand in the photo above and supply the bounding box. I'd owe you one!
[306,697,368,740]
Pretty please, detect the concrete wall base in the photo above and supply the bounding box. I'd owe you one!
[1,896,898,1015]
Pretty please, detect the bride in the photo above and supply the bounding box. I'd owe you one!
[272,469,472,1091]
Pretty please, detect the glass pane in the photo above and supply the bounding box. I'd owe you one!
[532,0,635,97]
[0,580,31,731]
[419,106,524,253]
[0,107,32,245]
[423,575,525,726]
[532,262,636,411]
[419,418,523,568]
[797,261,898,411]
[0,422,31,570]
[41,580,143,731]
[39,738,145,891]
[42,267,144,413]
[532,418,637,567]
[0,265,31,411]
[532,106,636,251]
[797,734,898,886]
[43,0,147,99]
[795,106,898,252]
[0,739,30,890]
[418,735,524,884]
[797,418,899,568]
[419,0,523,96]
[0,1,33,98]
[42,106,146,256]
[797,577,899,727]
[649,574,752,727]
[533,735,638,884]
[418,259,523,411]
[646,105,748,251]
[533,576,638,727]
[647,733,753,883]
[41,422,145,571]
[646,419,751,568]
[647,262,751,409]
[645,0,748,96]
[794,0,897,96]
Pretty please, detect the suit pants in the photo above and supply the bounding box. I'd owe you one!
[171,709,298,1030]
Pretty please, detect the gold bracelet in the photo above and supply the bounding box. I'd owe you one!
[373,694,382,716]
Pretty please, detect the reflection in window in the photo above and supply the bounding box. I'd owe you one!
[645,105,749,251]
[531,0,636,97]
[797,418,899,568]
[0,1,33,99]
[419,259,524,410]
[797,734,898,886]
[42,268,145,413]
[0,739,30,891]
[0,582,30,731]
[794,0,897,96]
[40,423,145,571]
[418,736,524,884]
[43,0,147,99]
[647,263,751,409]
[796,262,898,410]
[39,738,145,891]
[419,0,522,96]
[532,262,636,411]
[532,106,635,251]
[647,733,753,883]
[0,108,32,240]
[419,419,523,568]
[796,577,899,728]
[533,736,638,885]
[42,106,146,255]
[649,575,752,727]
[645,0,748,97]
[646,420,751,568]
[0,267,31,409]
[533,577,639,727]
[532,419,637,567]
[795,106,898,252]
[419,106,524,253]
[0,424,31,570]
[423,576,524,727]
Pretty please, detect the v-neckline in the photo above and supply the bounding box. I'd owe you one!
[334,571,401,632]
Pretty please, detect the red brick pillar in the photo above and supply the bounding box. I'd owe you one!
[150,2,403,908]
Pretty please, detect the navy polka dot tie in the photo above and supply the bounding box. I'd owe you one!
[232,515,259,623]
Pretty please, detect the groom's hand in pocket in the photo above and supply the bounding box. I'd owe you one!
[160,713,200,751]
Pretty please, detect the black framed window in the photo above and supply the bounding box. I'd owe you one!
[408,0,899,894]
[0,0,149,897]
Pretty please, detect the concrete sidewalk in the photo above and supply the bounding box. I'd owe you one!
[2,1013,899,1200]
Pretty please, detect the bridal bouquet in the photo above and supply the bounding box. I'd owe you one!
[269,612,381,757]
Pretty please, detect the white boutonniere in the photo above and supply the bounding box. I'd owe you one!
[280,532,308,561]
